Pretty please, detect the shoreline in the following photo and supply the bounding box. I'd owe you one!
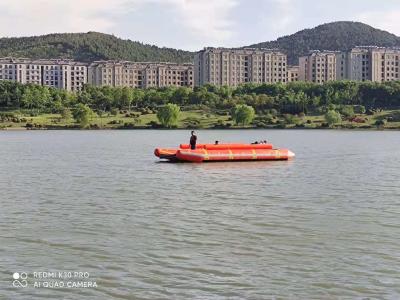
[2,126,399,131]
[2,108,400,131]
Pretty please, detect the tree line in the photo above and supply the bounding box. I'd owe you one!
[1,80,400,114]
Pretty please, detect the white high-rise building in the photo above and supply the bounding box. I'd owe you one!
[88,61,194,88]
[194,48,288,86]
[299,47,400,83]
[299,51,338,83]
[0,58,88,91]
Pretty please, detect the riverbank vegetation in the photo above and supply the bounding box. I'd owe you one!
[1,80,400,130]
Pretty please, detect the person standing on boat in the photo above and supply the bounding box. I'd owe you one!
[190,131,197,150]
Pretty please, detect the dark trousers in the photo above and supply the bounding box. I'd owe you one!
[190,144,196,150]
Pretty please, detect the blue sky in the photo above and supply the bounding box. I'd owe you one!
[0,0,399,51]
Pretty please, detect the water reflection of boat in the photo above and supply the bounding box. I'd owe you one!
[155,143,295,163]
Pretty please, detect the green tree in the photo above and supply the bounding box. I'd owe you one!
[60,107,72,121]
[231,104,255,126]
[171,87,191,106]
[325,110,341,126]
[156,103,180,128]
[51,98,64,113]
[340,105,355,118]
[357,105,366,114]
[120,87,134,110]
[72,104,95,127]
[21,86,51,110]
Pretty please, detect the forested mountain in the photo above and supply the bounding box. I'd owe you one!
[0,22,399,65]
[249,21,400,64]
[0,32,193,63]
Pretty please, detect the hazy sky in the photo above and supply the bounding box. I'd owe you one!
[0,0,399,51]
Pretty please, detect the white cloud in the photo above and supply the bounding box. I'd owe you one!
[356,10,400,36]
[256,0,297,40]
[123,0,238,47]
[0,0,238,48]
[172,0,238,42]
[1,0,398,51]
[271,0,296,31]
[0,0,127,36]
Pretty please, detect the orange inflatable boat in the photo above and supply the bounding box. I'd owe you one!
[155,143,295,162]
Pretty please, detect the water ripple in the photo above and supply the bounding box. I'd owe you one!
[1,130,400,299]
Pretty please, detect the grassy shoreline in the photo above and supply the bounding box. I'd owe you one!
[1,109,400,131]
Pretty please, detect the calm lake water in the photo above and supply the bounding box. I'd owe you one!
[1,130,400,299]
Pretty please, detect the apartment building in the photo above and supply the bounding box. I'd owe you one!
[299,51,338,83]
[0,58,88,91]
[287,66,299,82]
[88,61,194,88]
[335,46,400,82]
[335,48,371,81]
[369,47,400,82]
[194,48,288,86]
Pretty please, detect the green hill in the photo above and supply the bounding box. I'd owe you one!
[249,21,400,65]
[0,32,193,63]
[0,22,399,65]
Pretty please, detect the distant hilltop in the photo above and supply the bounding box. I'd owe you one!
[0,32,193,64]
[249,21,400,64]
[0,22,400,64]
